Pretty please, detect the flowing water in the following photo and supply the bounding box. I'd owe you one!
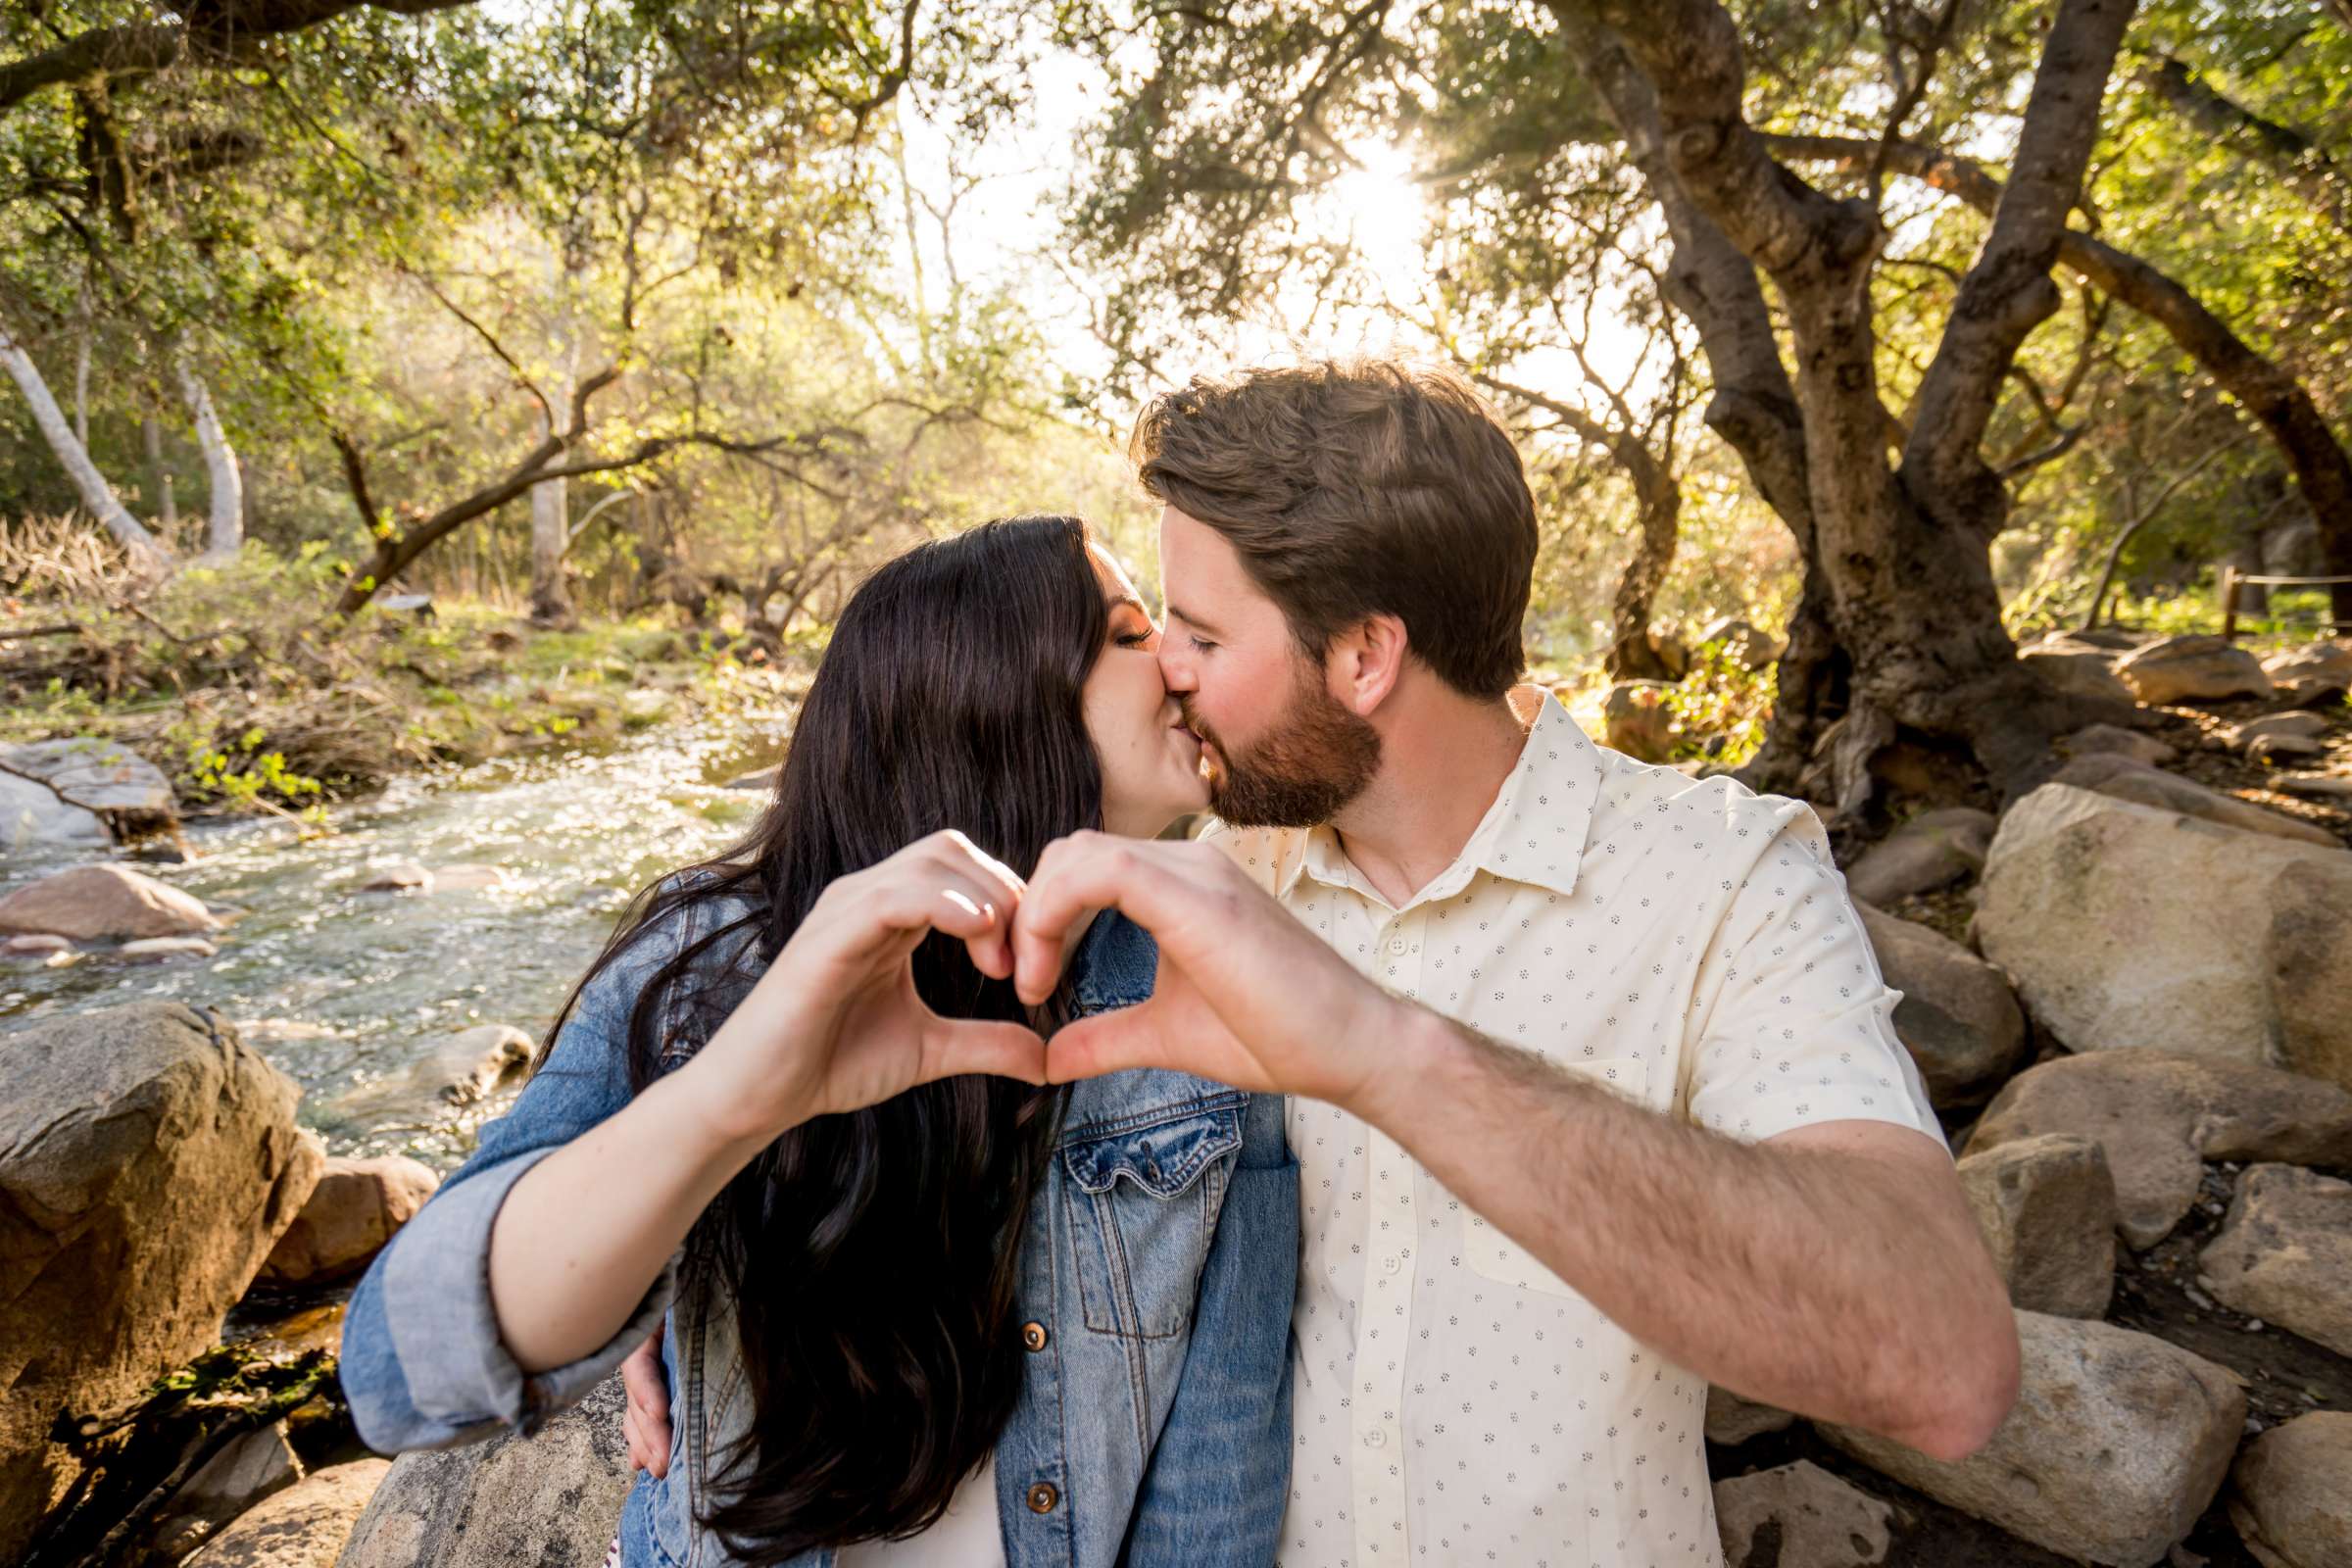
[0,709,793,1169]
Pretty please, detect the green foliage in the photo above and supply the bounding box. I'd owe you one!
[1660,643,1777,770]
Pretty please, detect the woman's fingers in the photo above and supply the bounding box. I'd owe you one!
[921,1015,1051,1086]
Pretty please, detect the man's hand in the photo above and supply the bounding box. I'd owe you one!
[620,1323,671,1478]
[1011,832,1404,1109]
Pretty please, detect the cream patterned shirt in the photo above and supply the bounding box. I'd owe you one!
[1207,689,1939,1568]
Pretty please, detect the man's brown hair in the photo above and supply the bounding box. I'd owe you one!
[1131,357,1537,699]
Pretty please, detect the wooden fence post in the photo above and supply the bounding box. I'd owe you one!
[2221,564,2239,641]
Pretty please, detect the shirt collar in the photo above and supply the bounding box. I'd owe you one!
[1277,686,1604,906]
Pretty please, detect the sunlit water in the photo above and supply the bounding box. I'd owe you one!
[0,710,792,1169]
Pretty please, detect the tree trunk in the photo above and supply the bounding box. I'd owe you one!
[0,325,169,570]
[141,415,177,531]
[1556,0,2140,808]
[173,354,242,559]
[1768,130,2352,625]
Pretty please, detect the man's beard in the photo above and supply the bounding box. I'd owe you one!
[1181,661,1381,828]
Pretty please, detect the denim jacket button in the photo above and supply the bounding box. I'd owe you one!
[1026,1482,1060,1514]
[1020,1321,1049,1352]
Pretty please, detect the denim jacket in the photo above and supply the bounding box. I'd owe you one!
[340,888,1298,1568]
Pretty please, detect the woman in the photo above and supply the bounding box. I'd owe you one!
[339,515,1298,1567]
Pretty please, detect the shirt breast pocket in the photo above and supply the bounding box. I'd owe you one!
[1060,1104,1243,1339]
[1459,1209,1581,1298]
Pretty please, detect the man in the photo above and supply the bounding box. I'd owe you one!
[1009,358,2019,1564]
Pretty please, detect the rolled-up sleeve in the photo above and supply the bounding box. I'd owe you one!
[1678,808,1942,1149]
[340,899,702,1452]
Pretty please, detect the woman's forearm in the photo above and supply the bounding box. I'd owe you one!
[487,1050,784,1374]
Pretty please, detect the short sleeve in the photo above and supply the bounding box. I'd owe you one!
[1676,806,1942,1149]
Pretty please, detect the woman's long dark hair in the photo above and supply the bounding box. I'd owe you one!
[543,514,1111,1560]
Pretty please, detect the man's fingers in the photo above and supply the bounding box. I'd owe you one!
[1043,1007,1169,1083]
[1012,834,1141,1004]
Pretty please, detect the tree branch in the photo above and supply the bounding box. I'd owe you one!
[1903,0,2137,499]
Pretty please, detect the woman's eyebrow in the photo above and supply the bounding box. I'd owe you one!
[1105,594,1150,617]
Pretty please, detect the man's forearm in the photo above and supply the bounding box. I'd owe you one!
[1358,1005,2016,1459]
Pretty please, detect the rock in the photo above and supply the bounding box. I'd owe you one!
[427,862,512,892]
[2069,626,2147,651]
[151,1422,303,1559]
[1855,903,2026,1105]
[258,1152,439,1287]
[184,1458,391,1568]
[1821,1313,2244,1568]
[0,1004,321,1562]
[1962,1053,2352,1249]
[1976,785,2352,1092]
[1845,807,1997,906]
[116,934,220,962]
[2046,754,2339,848]
[2199,1164,2352,1358]
[2246,732,2328,763]
[0,768,111,848]
[2117,635,2274,705]
[2021,635,2138,705]
[2059,723,2178,767]
[2260,640,2352,690]
[3,933,72,956]
[335,1372,632,1568]
[1955,1134,2118,1317]
[0,861,222,941]
[2236,712,2332,746]
[356,861,431,894]
[619,687,674,727]
[1696,615,1781,672]
[0,737,177,839]
[724,762,782,792]
[2229,1412,2352,1568]
[1602,680,1678,763]
[1714,1460,1893,1567]
[1707,1385,1797,1446]
[415,1024,534,1105]
[2273,772,2352,802]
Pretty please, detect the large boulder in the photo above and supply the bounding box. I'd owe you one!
[1844,807,1997,907]
[2020,635,2137,706]
[1855,903,2025,1106]
[2199,1164,2352,1359]
[2230,1412,2352,1568]
[2046,753,2339,848]
[0,1004,322,1562]
[1820,1313,2244,1568]
[2260,639,2352,692]
[1976,785,2352,1091]
[0,738,177,843]
[1955,1134,2117,1318]
[1961,1052,2352,1249]
[186,1458,390,1568]
[335,1373,633,1568]
[1712,1460,1893,1567]
[2116,634,2273,705]
[1601,680,1678,763]
[0,861,223,941]
[0,769,110,849]
[150,1422,304,1559]
[256,1152,440,1288]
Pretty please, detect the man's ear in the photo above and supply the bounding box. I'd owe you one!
[1325,613,1408,715]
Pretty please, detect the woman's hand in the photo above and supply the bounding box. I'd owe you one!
[621,1323,671,1478]
[681,830,1050,1146]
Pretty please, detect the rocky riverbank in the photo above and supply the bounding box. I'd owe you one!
[6,629,2351,1566]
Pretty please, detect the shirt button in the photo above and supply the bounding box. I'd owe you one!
[1363,1429,1387,1449]
[1381,1254,1402,1276]
[1021,1321,1049,1352]
[1026,1482,1059,1514]
[1388,937,1408,956]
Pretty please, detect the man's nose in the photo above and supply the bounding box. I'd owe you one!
[1156,638,1197,693]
